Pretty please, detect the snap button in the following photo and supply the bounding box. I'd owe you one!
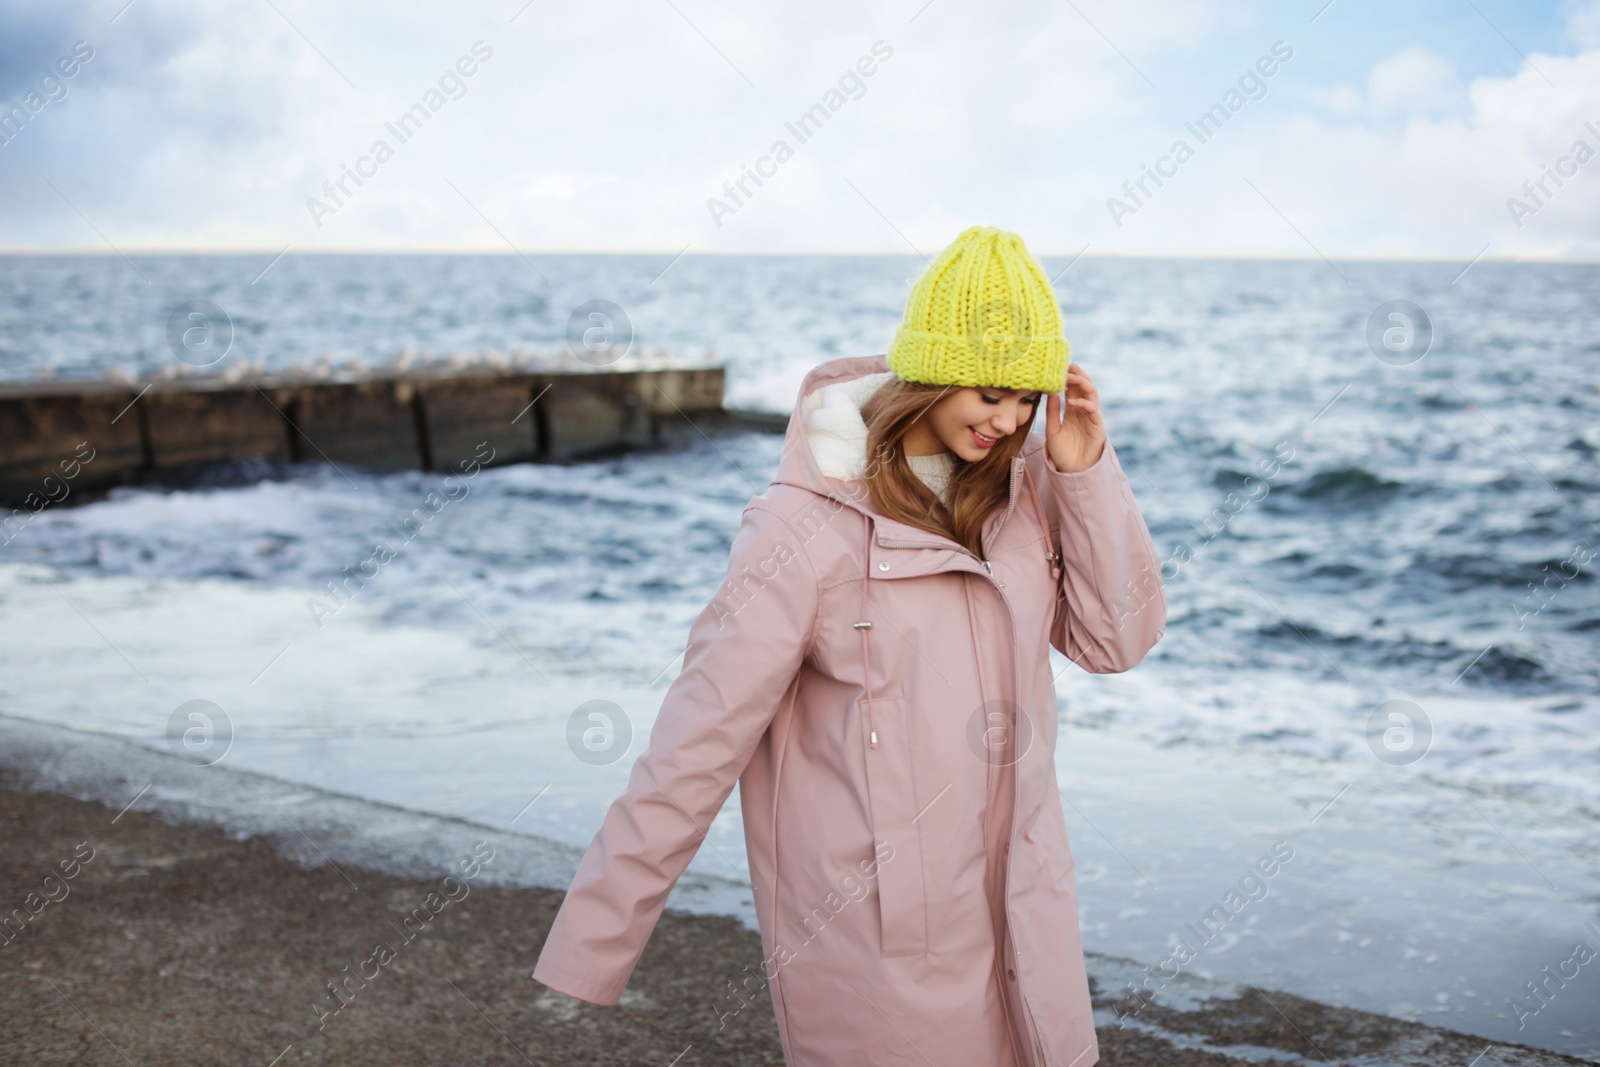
[878,561,890,571]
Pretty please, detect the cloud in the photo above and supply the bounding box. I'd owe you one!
[0,0,1593,257]
[1298,48,1461,122]
[1307,84,1362,117]
[1567,0,1600,49]
[1237,47,1600,257]
[1367,48,1459,116]
[1093,7,1600,259]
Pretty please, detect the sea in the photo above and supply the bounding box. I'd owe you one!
[1,252,1596,1057]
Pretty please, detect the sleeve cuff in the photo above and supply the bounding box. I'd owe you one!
[1043,437,1114,481]
[530,958,627,1006]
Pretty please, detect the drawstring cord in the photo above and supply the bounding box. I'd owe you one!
[1020,460,1063,582]
[856,455,1060,753]
[855,513,877,748]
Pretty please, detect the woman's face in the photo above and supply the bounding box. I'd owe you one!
[902,386,1043,461]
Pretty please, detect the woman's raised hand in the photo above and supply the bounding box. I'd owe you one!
[1043,362,1107,474]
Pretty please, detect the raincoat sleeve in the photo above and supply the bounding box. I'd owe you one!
[1033,436,1166,673]
[531,499,819,1005]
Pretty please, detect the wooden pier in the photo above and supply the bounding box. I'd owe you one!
[0,360,788,505]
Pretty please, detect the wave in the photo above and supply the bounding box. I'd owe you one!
[1250,618,1558,689]
[1287,466,1406,505]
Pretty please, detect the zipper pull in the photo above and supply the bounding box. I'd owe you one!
[981,558,993,575]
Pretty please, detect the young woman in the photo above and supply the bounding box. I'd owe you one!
[532,226,1167,1066]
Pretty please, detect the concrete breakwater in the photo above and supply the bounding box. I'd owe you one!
[0,360,785,506]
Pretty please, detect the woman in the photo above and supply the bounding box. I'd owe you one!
[531,226,1167,1066]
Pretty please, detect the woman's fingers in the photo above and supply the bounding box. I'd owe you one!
[1066,364,1098,401]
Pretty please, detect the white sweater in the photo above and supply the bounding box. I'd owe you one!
[906,450,958,505]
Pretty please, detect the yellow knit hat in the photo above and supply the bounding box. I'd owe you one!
[885,225,1070,394]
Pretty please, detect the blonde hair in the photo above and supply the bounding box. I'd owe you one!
[858,376,1038,558]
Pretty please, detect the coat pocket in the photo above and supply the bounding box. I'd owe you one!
[857,696,928,958]
[1034,798,1077,891]
[873,825,926,957]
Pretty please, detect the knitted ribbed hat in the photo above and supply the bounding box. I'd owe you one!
[885,225,1070,394]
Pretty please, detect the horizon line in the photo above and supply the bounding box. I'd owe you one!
[0,246,1594,265]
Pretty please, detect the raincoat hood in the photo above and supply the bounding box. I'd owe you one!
[798,366,897,483]
[773,353,1053,540]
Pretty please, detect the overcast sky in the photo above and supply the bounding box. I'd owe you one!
[1,0,1597,258]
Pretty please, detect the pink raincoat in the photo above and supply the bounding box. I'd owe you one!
[533,354,1167,1066]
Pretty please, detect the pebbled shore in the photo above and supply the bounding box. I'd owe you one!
[3,777,1592,1067]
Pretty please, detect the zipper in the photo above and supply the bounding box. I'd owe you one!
[875,455,1051,1063]
[982,456,1023,564]
[990,460,1049,1064]
[984,547,1050,1065]
[994,577,1049,1065]
[964,576,1032,1067]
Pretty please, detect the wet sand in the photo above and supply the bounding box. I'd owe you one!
[3,778,1591,1067]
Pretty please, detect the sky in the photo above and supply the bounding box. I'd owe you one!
[0,0,1597,258]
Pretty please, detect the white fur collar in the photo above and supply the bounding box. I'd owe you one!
[801,370,896,481]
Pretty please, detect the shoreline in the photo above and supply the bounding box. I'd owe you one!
[2,715,1593,1066]
[4,780,1591,1066]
